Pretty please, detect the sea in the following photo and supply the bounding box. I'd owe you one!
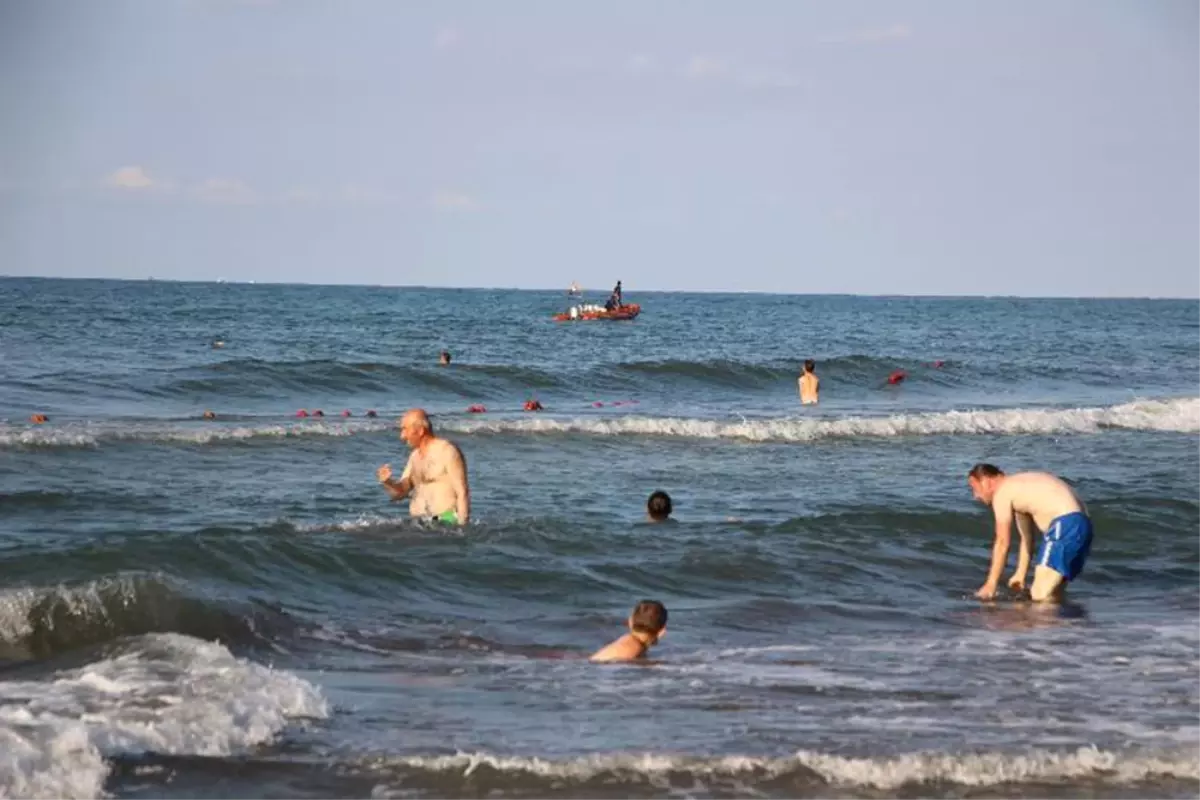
[1,276,1198,799]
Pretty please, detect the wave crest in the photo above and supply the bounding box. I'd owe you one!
[364,745,1200,797]
[0,573,290,661]
[448,397,1200,441]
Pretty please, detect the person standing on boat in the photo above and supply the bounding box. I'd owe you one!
[605,280,623,311]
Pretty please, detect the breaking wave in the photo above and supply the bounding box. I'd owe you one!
[3,397,1195,450]
[0,633,327,799]
[362,746,1200,797]
[0,573,293,662]
[447,397,1200,441]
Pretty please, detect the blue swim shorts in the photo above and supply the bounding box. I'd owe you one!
[1037,511,1093,581]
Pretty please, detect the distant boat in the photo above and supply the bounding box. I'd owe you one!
[553,301,641,322]
[567,281,582,296]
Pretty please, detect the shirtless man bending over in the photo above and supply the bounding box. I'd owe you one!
[967,463,1093,602]
[376,409,470,525]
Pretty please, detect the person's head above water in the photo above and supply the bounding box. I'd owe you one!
[398,408,434,449]
[629,599,668,641]
[804,359,815,373]
[647,490,672,521]
[967,463,1005,505]
[439,351,451,365]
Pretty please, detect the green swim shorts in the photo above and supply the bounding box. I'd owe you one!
[432,509,459,525]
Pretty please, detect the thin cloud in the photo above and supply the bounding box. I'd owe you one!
[683,56,729,79]
[738,67,805,89]
[194,177,256,205]
[432,189,478,212]
[282,187,320,205]
[434,26,460,49]
[626,53,656,73]
[818,23,912,45]
[339,184,402,206]
[105,166,158,191]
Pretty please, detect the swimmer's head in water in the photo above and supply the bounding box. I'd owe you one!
[804,359,815,373]
[629,600,667,641]
[439,351,451,365]
[647,490,672,521]
[399,408,433,448]
[968,463,1005,504]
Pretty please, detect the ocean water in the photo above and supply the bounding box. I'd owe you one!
[0,276,1197,799]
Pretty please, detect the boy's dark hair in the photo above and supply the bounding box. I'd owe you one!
[630,600,668,635]
[968,463,1004,479]
[804,359,815,372]
[647,490,672,520]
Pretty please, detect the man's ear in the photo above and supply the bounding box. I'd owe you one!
[655,626,667,642]
[626,616,635,632]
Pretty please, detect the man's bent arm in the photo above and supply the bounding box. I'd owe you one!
[1011,514,1035,584]
[983,506,1013,592]
[449,446,470,524]
[383,477,412,501]
[383,456,415,501]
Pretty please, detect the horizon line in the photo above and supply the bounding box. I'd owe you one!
[1,273,1196,302]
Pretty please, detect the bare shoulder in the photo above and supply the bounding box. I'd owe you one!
[431,437,467,467]
[441,437,466,459]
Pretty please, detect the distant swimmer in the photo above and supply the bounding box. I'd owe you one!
[967,463,1094,602]
[798,359,819,404]
[211,339,225,349]
[590,600,668,663]
[439,350,452,366]
[647,490,673,522]
[376,408,470,525]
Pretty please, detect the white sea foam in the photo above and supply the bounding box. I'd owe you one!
[364,745,1200,794]
[445,397,1200,442]
[1,397,1196,450]
[0,633,328,799]
[0,419,387,450]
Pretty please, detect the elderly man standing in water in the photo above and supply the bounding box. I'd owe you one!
[376,409,470,525]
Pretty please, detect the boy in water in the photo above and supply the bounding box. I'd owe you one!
[647,490,673,522]
[798,359,819,404]
[590,600,668,662]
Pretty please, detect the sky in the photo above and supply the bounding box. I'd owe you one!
[0,0,1196,297]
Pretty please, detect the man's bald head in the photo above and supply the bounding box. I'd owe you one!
[398,408,433,447]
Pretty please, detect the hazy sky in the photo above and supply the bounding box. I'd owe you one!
[1,0,1196,296]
